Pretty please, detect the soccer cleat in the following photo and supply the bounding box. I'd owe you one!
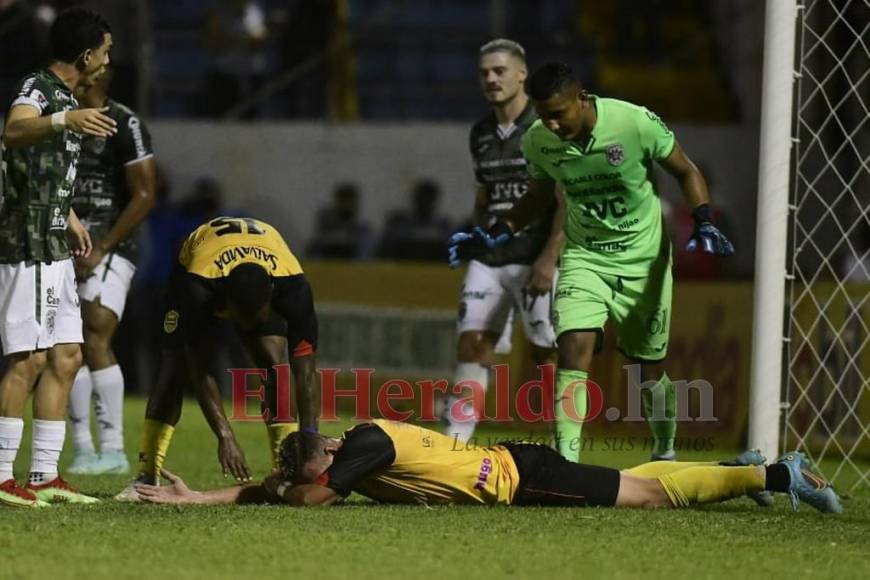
[67,451,100,474]
[91,451,130,475]
[776,451,843,514]
[26,477,100,504]
[0,478,39,508]
[650,450,676,462]
[720,449,775,507]
[114,477,153,502]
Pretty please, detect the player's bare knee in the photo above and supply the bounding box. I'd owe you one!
[6,350,49,381]
[48,343,83,381]
[457,331,496,364]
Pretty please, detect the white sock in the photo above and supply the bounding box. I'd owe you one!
[29,419,65,483]
[92,364,126,453]
[68,365,95,453]
[444,362,488,443]
[0,417,24,482]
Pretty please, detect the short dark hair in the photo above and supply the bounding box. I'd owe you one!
[50,8,111,63]
[480,38,526,63]
[278,431,324,483]
[528,62,580,101]
[225,263,272,316]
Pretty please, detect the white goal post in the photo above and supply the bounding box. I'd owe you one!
[751,0,869,489]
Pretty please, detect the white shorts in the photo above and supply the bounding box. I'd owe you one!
[77,253,136,319]
[457,260,556,350]
[0,259,83,354]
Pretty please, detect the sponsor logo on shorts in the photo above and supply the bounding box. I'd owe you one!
[163,310,179,334]
[606,144,625,166]
[460,290,493,301]
[551,309,560,328]
[458,301,467,322]
[555,285,577,299]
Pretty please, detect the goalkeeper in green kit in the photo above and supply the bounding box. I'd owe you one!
[449,62,734,462]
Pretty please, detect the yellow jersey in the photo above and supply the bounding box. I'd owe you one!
[179,217,302,279]
[323,420,521,506]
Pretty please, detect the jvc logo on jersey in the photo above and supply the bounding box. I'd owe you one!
[77,178,106,195]
[491,181,526,202]
[213,246,279,271]
[581,196,627,220]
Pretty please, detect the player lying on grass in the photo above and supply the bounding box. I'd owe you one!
[116,217,319,500]
[133,420,842,513]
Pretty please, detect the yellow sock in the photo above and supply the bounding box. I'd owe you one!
[139,419,175,479]
[267,422,298,469]
[625,460,717,478]
[658,465,765,507]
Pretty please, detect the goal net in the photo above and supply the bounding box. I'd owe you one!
[784,0,869,489]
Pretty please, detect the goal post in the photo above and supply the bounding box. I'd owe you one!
[752,0,870,490]
[749,0,799,466]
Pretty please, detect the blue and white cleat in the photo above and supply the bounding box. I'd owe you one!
[91,451,130,475]
[67,451,100,475]
[776,451,843,514]
[721,449,774,507]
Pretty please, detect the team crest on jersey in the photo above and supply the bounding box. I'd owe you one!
[89,137,106,155]
[606,144,625,166]
[163,310,179,334]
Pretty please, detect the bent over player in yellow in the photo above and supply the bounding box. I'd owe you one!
[134,420,842,514]
[117,217,319,500]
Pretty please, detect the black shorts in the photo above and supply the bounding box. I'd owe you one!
[503,443,621,507]
[161,267,318,357]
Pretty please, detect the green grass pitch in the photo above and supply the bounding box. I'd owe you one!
[2,398,868,580]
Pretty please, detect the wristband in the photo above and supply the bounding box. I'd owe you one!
[50,111,67,133]
[301,426,318,434]
[691,203,712,225]
[276,483,288,499]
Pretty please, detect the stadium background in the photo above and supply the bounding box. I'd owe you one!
[0,0,867,457]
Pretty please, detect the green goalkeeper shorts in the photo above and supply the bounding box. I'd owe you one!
[552,254,672,361]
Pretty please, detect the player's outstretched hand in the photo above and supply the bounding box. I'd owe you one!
[447,223,513,268]
[218,437,252,483]
[65,107,117,137]
[134,469,198,504]
[685,222,735,256]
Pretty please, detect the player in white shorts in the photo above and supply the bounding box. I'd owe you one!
[444,40,564,442]
[66,68,157,475]
[0,7,114,508]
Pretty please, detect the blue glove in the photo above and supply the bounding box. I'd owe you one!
[685,204,734,256]
[447,223,513,268]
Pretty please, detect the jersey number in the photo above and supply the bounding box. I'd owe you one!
[210,217,265,236]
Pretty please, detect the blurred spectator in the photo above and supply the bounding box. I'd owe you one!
[0,0,48,110]
[177,176,226,234]
[279,0,329,118]
[307,182,374,260]
[203,0,269,117]
[377,179,452,262]
[616,0,664,62]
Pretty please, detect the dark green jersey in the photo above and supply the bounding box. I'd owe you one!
[469,101,552,266]
[0,69,81,263]
[71,99,153,262]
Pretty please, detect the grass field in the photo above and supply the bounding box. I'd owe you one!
[2,397,869,580]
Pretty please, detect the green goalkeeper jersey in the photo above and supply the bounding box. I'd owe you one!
[521,97,675,277]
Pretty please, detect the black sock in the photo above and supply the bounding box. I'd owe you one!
[765,464,792,492]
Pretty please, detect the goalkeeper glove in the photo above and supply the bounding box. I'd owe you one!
[685,204,734,256]
[447,222,513,268]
